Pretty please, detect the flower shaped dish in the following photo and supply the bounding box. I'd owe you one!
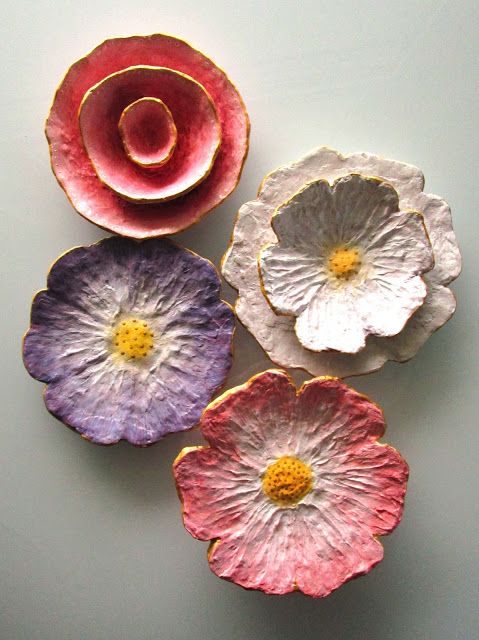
[46,34,250,238]
[259,174,434,354]
[23,237,234,445]
[222,147,461,377]
[174,370,408,597]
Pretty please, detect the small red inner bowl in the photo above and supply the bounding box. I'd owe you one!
[119,97,177,168]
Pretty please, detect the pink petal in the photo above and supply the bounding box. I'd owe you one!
[174,447,262,541]
[292,506,385,597]
[200,370,297,464]
[208,505,385,597]
[296,377,386,454]
[208,508,300,595]
[319,441,409,536]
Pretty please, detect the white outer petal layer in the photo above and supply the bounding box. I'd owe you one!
[222,148,460,377]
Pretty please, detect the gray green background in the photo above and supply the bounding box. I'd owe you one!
[1,1,477,638]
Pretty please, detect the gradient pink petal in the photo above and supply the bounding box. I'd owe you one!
[208,508,300,595]
[174,447,262,541]
[295,377,386,458]
[208,504,385,597]
[200,370,297,464]
[292,506,385,597]
[319,441,408,536]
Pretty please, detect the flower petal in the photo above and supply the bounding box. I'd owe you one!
[367,210,434,275]
[201,370,297,464]
[174,447,263,541]
[45,241,133,313]
[357,274,427,338]
[293,504,385,597]
[208,503,385,597]
[318,441,408,536]
[207,507,300,595]
[295,377,385,458]
[332,174,399,244]
[385,280,456,361]
[23,290,109,382]
[356,212,433,338]
[271,179,336,250]
[295,288,368,353]
[413,192,461,286]
[259,244,327,315]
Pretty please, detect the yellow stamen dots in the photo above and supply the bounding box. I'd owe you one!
[262,456,313,507]
[113,318,154,360]
[328,246,361,279]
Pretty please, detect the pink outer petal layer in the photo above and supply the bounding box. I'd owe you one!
[46,34,249,237]
[174,370,409,597]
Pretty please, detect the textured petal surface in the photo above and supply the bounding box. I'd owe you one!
[332,174,400,244]
[366,210,434,274]
[295,288,367,353]
[200,370,298,464]
[23,237,234,445]
[174,371,409,597]
[46,34,249,237]
[222,147,460,376]
[259,244,327,315]
[356,274,427,338]
[174,447,264,541]
[271,179,336,250]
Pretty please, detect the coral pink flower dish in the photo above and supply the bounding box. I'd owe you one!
[46,34,249,237]
[174,370,409,597]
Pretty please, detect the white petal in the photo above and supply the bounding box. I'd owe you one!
[259,244,327,315]
[271,179,336,250]
[357,275,427,337]
[413,192,461,285]
[332,174,400,244]
[295,288,367,353]
[383,280,457,361]
[367,210,434,274]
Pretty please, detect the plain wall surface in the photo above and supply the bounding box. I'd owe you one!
[1,1,477,639]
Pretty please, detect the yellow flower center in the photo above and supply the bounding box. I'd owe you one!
[113,318,154,360]
[328,246,361,279]
[262,456,313,507]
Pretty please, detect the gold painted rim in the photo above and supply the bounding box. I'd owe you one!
[45,33,250,238]
[22,235,237,447]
